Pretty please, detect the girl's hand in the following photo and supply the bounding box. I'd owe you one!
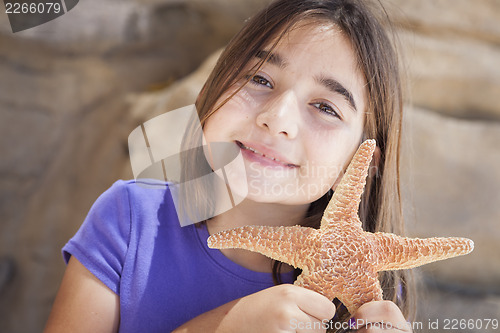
[174,284,336,333]
[349,301,412,332]
[225,284,336,333]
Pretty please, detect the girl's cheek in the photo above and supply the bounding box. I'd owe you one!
[232,88,260,110]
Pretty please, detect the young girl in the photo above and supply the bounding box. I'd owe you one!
[45,0,414,332]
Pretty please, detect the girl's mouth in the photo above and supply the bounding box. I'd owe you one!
[235,141,299,168]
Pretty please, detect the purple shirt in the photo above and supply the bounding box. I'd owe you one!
[63,179,294,332]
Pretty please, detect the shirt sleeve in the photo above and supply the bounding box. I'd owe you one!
[62,180,131,295]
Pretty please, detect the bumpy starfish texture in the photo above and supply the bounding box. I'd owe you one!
[207,140,474,314]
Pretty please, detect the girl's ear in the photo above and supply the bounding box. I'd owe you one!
[330,144,382,191]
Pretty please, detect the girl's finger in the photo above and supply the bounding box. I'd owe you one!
[294,287,336,322]
[291,312,328,333]
[351,301,411,332]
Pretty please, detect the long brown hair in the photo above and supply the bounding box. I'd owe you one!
[181,0,414,322]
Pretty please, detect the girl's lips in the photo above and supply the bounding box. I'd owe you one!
[236,141,299,168]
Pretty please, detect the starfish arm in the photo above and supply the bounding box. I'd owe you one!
[207,225,315,269]
[321,140,376,230]
[374,233,474,271]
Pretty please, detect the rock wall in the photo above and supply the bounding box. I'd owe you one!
[0,0,499,332]
[401,108,500,288]
[386,0,500,290]
[388,0,500,120]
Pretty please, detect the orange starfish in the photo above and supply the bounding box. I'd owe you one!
[207,140,474,314]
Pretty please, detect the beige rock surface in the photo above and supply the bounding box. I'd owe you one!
[401,107,500,289]
[387,0,500,120]
[414,280,500,333]
[387,0,500,44]
[398,30,500,120]
[128,49,221,121]
[389,0,500,119]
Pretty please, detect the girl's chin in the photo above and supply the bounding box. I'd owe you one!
[243,183,328,205]
[214,169,331,205]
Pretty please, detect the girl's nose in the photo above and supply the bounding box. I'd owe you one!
[256,91,299,139]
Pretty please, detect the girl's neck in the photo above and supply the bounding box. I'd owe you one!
[207,198,309,233]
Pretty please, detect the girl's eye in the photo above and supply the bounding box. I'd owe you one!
[311,102,341,119]
[248,74,273,89]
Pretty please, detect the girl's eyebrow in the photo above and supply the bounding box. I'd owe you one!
[315,75,357,112]
[255,50,288,69]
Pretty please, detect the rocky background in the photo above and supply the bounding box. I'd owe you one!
[0,0,499,332]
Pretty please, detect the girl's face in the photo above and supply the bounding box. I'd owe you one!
[203,23,366,206]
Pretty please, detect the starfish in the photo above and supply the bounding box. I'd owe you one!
[207,139,474,314]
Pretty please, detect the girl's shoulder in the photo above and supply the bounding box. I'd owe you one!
[105,178,174,207]
[111,178,173,195]
[107,178,180,224]
[79,179,180,236]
